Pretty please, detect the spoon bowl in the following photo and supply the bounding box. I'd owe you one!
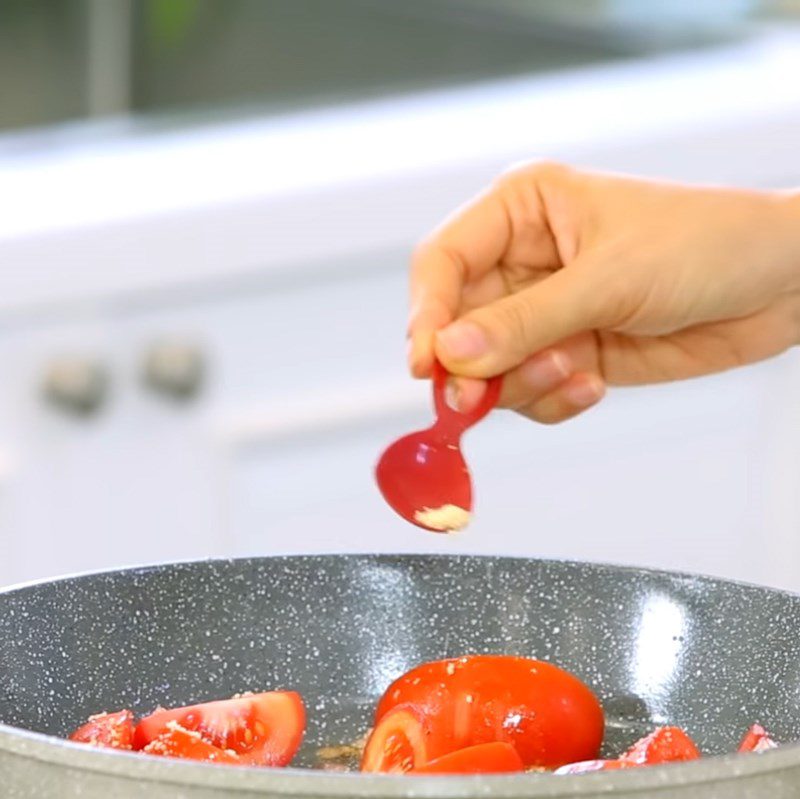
[375,363,501,532]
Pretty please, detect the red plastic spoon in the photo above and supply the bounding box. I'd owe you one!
[375,362,502,533]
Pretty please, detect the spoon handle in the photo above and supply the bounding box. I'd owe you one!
[432,361,502,435]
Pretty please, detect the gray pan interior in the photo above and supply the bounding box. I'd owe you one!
[1,554,800,798]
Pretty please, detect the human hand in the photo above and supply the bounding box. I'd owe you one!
[408,163,800,423]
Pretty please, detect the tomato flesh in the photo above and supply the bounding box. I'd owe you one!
[361,705,434,773]
[143,723,241,764]
[375,655,604,768]
[738,724,778,754]
[134,691,305,766]
[69,710,134,750]
[621,727,701,766]
[411,742,524,775]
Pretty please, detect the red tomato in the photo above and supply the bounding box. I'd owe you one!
[143,723,241,765]
[133,691,305,766]
[555,759,632,775]
[411,742,524,775]
[738,724,778,754]
[621,727,701,766]
[361,705,439,773]
[375,655,604,768]
[69,710,134,750]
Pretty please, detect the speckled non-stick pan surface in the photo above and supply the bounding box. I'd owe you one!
[1,554,800,798]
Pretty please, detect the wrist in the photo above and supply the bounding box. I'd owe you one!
[784,192,800,343]
[784,190,800,228]
[771,189,800,295]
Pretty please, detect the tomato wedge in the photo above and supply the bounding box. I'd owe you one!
[133,691,305,766]
[621,727,701,766]
[411,742,524,775]
[69,710,134,750]
[361,705,438,773]
[738,724,778,754]
[555,759,632,775]
[143,723,241,764]
[375,655,604,768]
[557,727,701,775]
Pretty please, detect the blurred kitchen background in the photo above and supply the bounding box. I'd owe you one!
[1,0,800,590]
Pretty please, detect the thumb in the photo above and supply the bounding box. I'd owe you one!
[434,265,600,378]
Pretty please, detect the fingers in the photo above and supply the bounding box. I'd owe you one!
[452,328,601,411]
[448,345,579,410]
[452,356,605,424]
[434,264,600,378]
[408,187,515,377]
[517,372,606,424]
[449,349,572,414]
[498,350,573,408]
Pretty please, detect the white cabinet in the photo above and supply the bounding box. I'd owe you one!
[0,257,416,583]
[1,252,799,592]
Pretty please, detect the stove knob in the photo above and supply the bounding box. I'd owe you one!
[42,357,109,416]
[142,340,205,400]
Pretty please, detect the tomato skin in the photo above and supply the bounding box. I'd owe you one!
[621,727,701,766]
[143,724,241,765]
[738,724,778,754]
[69,710,134,750]
[361,705,439,773]
[375,655,604,768]
[133,691,305,766]
[411,742,524,775]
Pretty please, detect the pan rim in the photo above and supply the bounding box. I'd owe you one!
[3,551,800,603]
[1,715,798,797]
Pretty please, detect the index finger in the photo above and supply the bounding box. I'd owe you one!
[408,186,513,377]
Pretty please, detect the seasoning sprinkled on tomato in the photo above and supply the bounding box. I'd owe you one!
[69,710,134,750]
[134,691,305,766]
[143,721,242,764]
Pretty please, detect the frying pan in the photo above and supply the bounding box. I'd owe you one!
[1,554,799,798]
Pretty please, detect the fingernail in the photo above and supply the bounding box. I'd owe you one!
[566,375,605,407]
[444,378,460,411]
[445,377,487,413]
[457,378,488,413]
[407,334,428,377]
[521,351,572,391]
[436,321,488,361]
